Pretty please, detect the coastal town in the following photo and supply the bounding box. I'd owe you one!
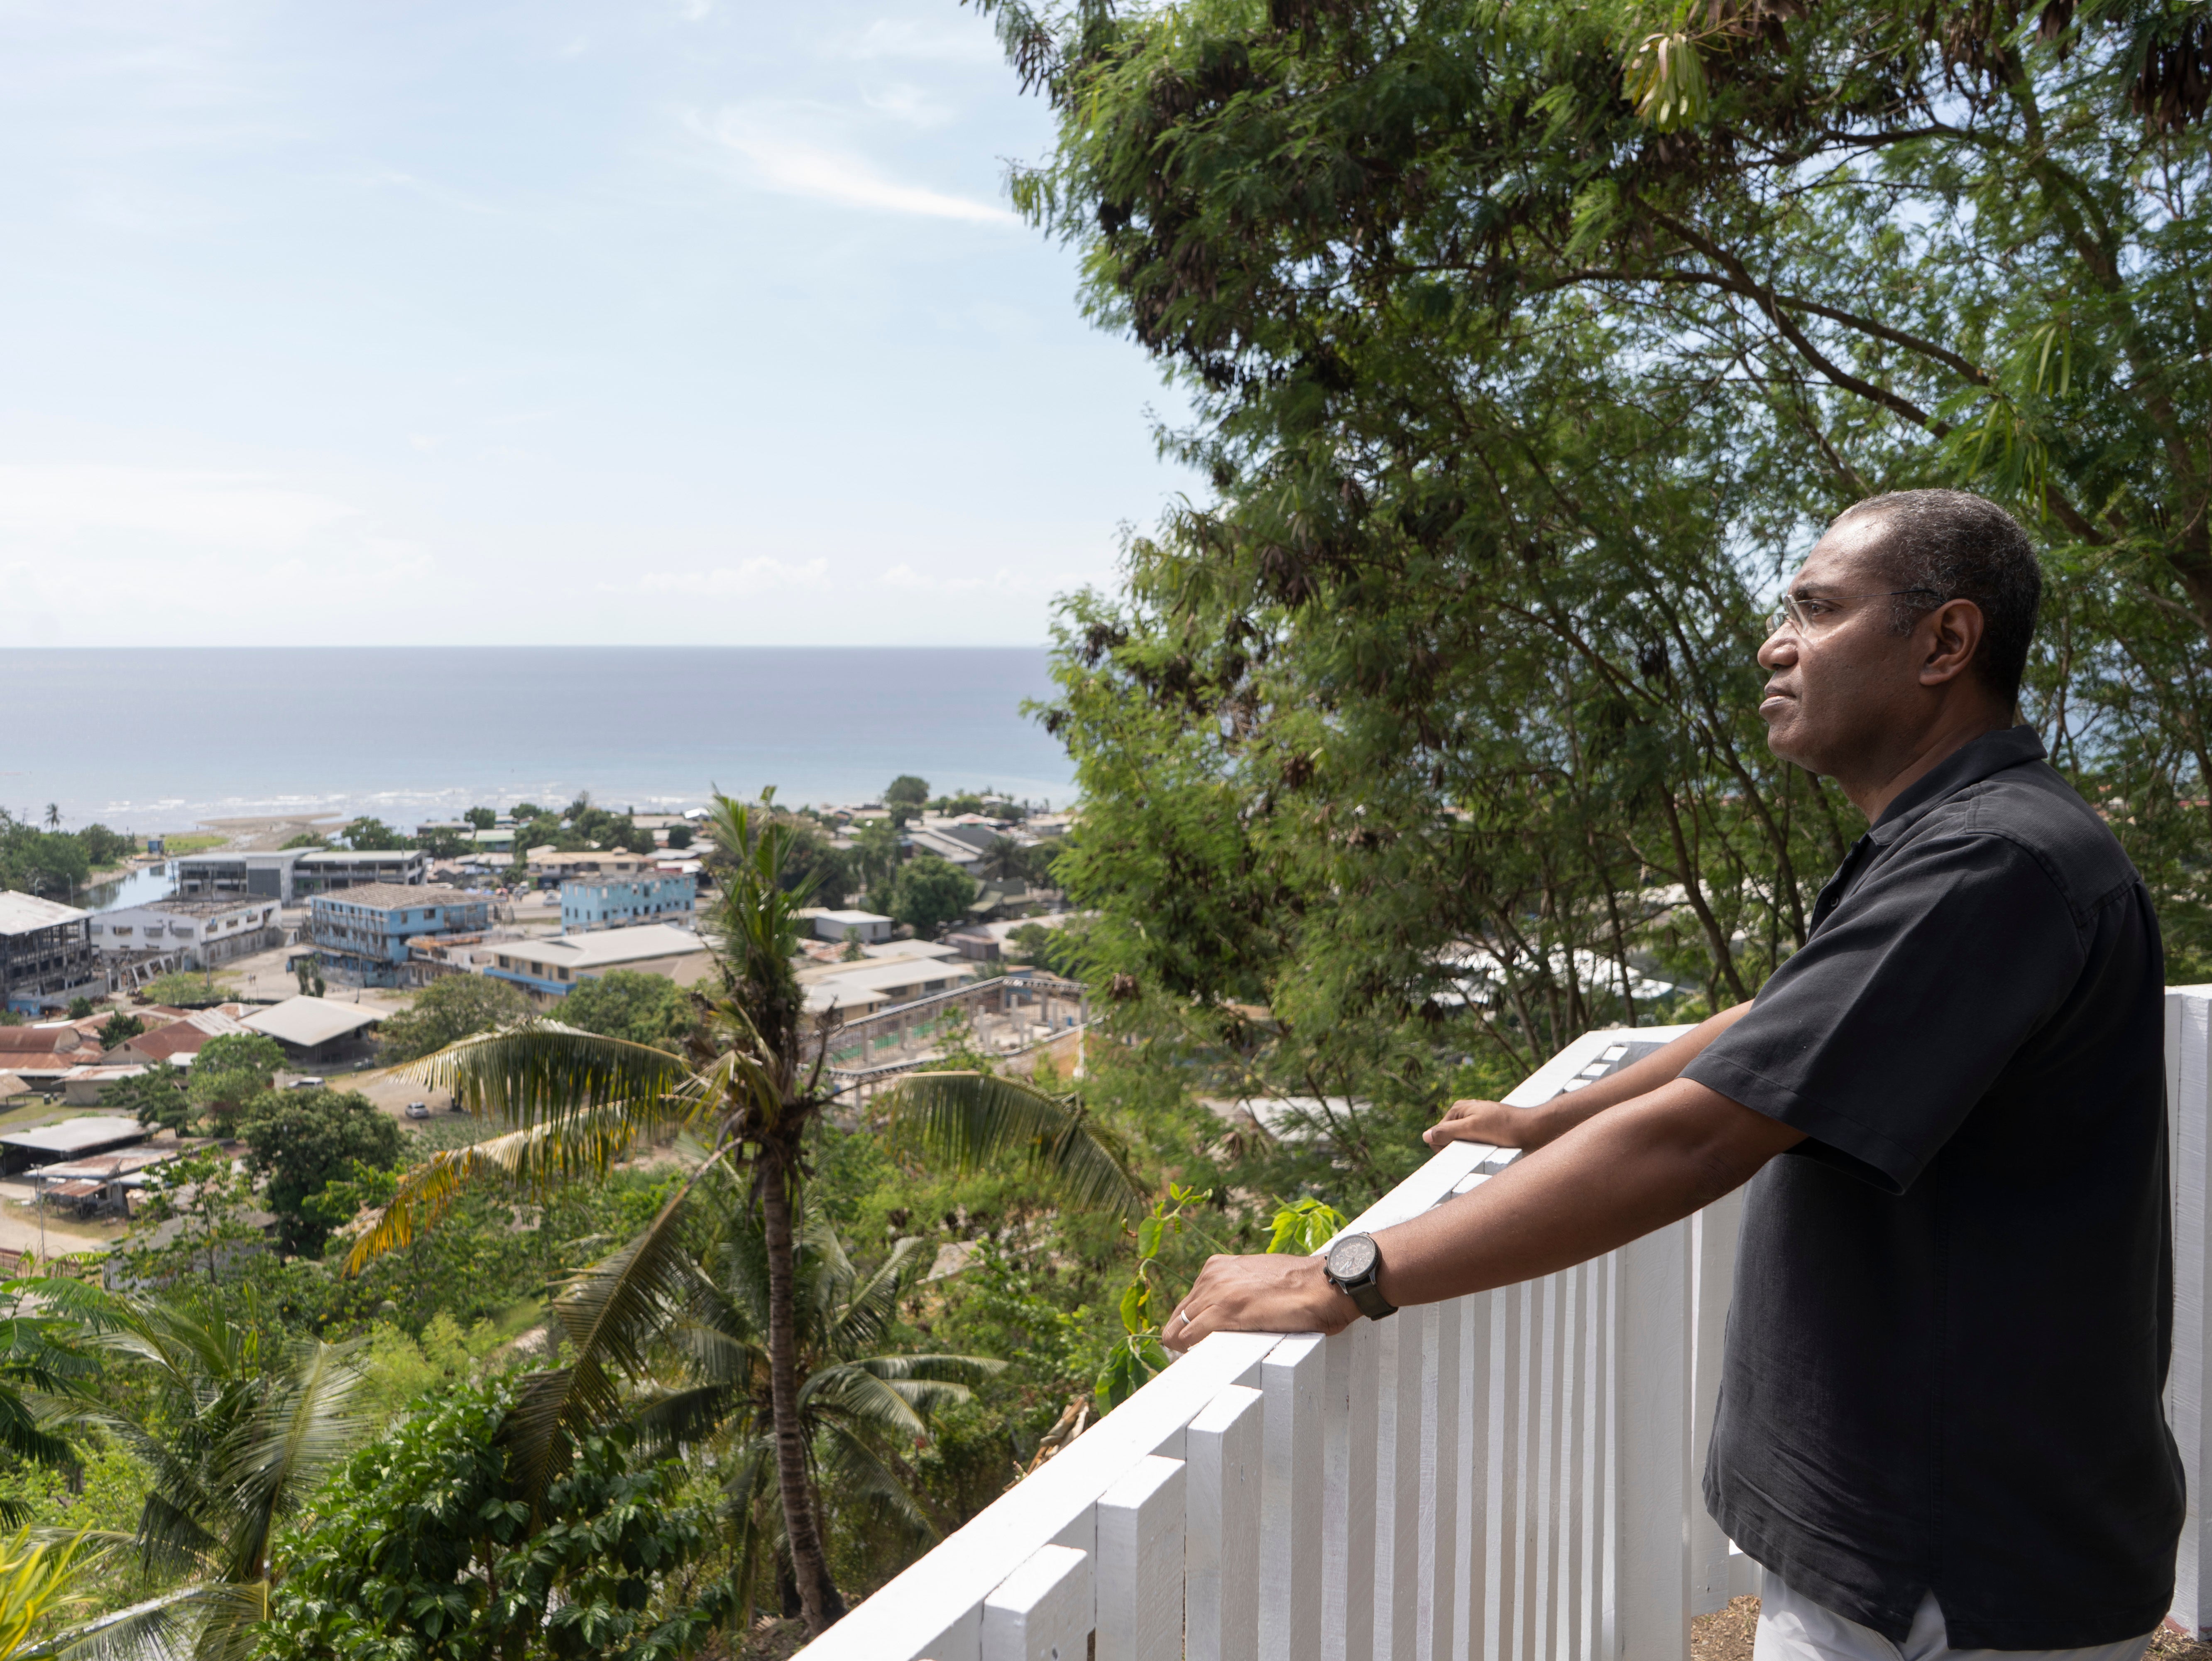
[0,782,1084,1269]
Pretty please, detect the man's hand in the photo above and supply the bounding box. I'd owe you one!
[1425,1097,1547,1152]
[1159,1251,1354,1353]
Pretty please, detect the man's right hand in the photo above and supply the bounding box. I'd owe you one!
[1425,1098,1549,1152]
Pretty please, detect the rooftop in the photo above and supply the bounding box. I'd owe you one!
[0,1117,149,1156]
[0,892,89,934]
[311,883,481,912]
[507,924,708,970]
[138,897,276,918]
[240,996,385,1049]
[296,848,421,865]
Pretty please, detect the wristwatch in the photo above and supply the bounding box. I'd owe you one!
[1322,1232,1397,1320]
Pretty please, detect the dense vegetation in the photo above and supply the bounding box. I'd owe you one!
[0,813,138,898]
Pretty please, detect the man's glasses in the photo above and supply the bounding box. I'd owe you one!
[1768,588,1939,636]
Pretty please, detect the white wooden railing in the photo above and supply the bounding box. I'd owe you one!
[802,987,2212,1661]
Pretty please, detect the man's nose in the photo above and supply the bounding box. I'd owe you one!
[1758,630,1797,669]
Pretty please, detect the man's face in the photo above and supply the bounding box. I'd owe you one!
[1757,514,1925,775]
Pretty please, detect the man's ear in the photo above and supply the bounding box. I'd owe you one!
[1919,598,1985,688]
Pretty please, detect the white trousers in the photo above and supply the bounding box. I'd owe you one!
[1754,1571,2155,1661]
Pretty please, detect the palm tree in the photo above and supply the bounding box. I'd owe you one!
[41,806,59,833]
[0,1529,112,1659]
[33,1286,367,1661]
[622,1177,1000,1622]
[346,791,1141,1638]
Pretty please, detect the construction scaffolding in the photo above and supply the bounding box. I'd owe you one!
[820,972,1089,1104]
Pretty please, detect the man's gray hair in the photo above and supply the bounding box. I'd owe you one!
[1840,489,2042,703]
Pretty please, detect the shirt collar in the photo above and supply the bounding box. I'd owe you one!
[1868,725,2047,846]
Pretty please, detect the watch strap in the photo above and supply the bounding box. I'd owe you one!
[1345,1278,1397,1320]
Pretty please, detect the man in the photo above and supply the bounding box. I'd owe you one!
[1163,491,2180,1661]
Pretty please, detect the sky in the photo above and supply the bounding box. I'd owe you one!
[0,0,1196,647]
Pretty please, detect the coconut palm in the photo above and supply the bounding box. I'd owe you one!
[29,1285,367,1661]
[615,1178,999,1622]
[345,791,1140,1637]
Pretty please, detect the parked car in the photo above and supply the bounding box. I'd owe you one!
[289,1076,325,1089]
[404,1101,431,1120]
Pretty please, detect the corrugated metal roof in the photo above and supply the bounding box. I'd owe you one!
[240,996,384,1048]
[0,1117,147,1155]
[0,892,89,934]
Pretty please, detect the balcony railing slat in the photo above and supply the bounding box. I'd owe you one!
[1324,1316,1382,1661]
[1689,1194,1744,1616]
[1263,1333,1329,1661]
[1185,1382,1263,1661]
[1381,1308,1425,1659]
[981,1543,1090,1661]
[1097,1455,1186,1661]
[2168,986,2212,1637]
[1615,1220,1693,1661]
[1418,1294,1462,1661]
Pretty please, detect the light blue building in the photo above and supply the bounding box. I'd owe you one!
[306,883,490,988]
[561,873,696,933]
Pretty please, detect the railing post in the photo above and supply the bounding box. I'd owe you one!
[982,1543,1092,1661]
[1417,1295,1461,1661]
[1187,1384,1263,1661]
[2168,986,2212,1637]
[1263,1333,1326,1661]
[1612,1220,1693,1661]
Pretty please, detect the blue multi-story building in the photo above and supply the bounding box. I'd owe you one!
[561,873,696,933]
[305,883,490,987]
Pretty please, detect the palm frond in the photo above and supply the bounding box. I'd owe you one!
[799,1365,945,1441]
[218,1340,367,1583]
[885,1072,1144,1215]
[25,1581,267,1661]
[630,1382,739,1455]
[825,1237,925,1358]
[852,1353,1005,1385]
[343,1105,649,1272]
[404,1022,696,1132]
[815,1424,935,1545]
[499,1174,707,1504]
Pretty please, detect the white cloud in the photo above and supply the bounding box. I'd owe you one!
[629,558,832,596]
[878,563,1080,595]
[691,108,1015,224]
[844,19,1003,64]
[860,81,954,129]
[0,464,357,551]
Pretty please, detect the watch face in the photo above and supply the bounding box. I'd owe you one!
[1329,1233,1378,1281]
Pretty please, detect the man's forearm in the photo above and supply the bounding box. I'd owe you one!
[1511,1002,1756,1147]
[1377,1075,1799,1306]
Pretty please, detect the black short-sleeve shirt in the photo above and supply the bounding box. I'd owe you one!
[1684,726,2181,1649]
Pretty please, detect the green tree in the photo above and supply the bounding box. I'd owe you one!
[41,1284,369,1657]
[416,827,471,860]
[377,976,532,1064]
[889,855,977,940]
[237,1090,404,1258]
[509,802,545,822]
[634,1182,1000,1620]
[345,794,1138,1637]
[278,833,328,850]
[98,1012,144,1050]
[849,819,902,902]
[556,971,697,1050]
[340,818,409,852]
[259,1380,729,1661]
[463,806,496,831]
[839,930,865,963]
[186,1034,288,1126]
[664,823,692,850]
[883,776,929,809]
[108,1062,194,1135]
[137,972,238,1008]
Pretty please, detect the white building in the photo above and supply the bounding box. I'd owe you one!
[482,923,714,1008]
[811,910,894,945]
[91,897,285,970]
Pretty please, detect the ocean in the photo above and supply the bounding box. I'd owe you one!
[0,647,1075,834]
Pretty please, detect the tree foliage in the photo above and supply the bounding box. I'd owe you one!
[378,978,533,1065]
[556,973,697,1051]
[260,1381,729,1661]
[237,1091,405,1259]
[888,856,977,940]
[971,0,2212,1180]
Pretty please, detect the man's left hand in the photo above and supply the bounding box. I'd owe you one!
[1159,1251,1357,1353]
